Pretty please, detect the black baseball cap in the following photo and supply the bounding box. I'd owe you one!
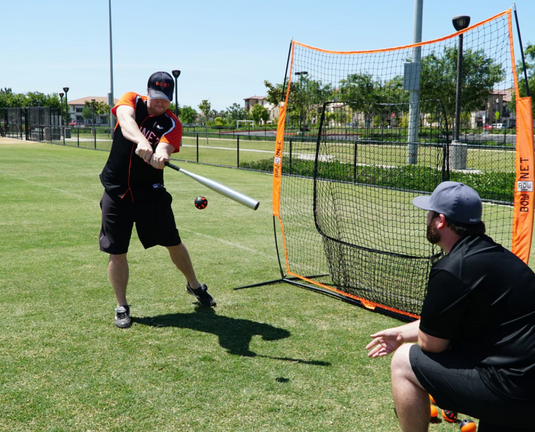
[147,71,174,101]
[412,181,482,224]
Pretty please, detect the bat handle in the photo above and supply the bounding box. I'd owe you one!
[165,161,180,171]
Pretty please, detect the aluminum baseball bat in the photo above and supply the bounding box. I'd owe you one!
[165,162,260,210]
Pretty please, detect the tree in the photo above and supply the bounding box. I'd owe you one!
[213,117,226,127]
[265,77,334,127]
[25,92,60,108]
[224,103,248,122]
[265,78,308,127]
[337,74,407,129]
[332,107,350,125]
[198,99,212,145]
[82,107,94,123]
[372,76,408,127]
[265,79,300,126]
[299,77,334,125]
[0,88,26,108]
[339,73,384,127]
[419,46,505,126]
[251,104,270,125]
[169,103,180,116]
[264,80,288,106]
[179,106,197,124]
[211,109,225,119]
[81,100,110,125]
[0,89,63,109]
[198,99,211,123]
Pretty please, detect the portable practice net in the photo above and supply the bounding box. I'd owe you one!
[239,8,534,320]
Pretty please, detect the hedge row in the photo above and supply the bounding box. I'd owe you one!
[241,157,514,203]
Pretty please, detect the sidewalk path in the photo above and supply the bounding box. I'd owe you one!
[0,137,29,145]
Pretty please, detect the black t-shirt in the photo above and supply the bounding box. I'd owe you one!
[420,235,535,401]
[99,92,182,200]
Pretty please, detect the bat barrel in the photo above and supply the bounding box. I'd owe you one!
[165,162,260,210]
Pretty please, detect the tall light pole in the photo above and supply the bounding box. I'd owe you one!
[295,71,308,134]
[172,70,181,117]
[91,98,96,127]
[406,0,423,165]
[450,15,470,170]
[63,87,69,126]
[452,15,470,141]
[108,0,115,138]
[59,92,64,127]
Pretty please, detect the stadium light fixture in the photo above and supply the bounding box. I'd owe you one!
[452,15,470,32]
[172,70,181,117]
[452,15,470,142]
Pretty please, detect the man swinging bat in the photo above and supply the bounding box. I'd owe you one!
[99,71,216,329]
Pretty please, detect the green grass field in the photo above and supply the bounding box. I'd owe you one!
[0,139,480,431]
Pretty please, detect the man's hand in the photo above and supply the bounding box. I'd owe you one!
[147,142,175,170]
[135,140,153,163]
[135,141,174,170]
[366,329,405,358]
[149,153,170,170]
[366,320,420,358]
[116,105,154,163]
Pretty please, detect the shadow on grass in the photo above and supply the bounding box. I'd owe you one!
[132,307,330,366]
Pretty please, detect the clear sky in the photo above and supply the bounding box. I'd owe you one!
[1,1,534,111]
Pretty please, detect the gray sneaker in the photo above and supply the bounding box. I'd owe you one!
[114,305,131,328]
[186,283,216,307]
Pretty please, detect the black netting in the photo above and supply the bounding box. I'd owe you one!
[276,11,520,318]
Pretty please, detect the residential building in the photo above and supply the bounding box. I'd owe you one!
[243,96,279,124]
[67,96,119,126]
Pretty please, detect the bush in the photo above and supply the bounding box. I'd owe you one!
[241,157,514,202]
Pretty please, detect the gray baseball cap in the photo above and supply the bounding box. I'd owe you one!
[412,181,482,224]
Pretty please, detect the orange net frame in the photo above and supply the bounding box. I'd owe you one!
[271,9,533,319]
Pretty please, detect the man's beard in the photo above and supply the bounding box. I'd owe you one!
[427,222,441,244]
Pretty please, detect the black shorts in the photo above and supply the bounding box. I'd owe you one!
[410,345,535,430]
[99,189,181,254]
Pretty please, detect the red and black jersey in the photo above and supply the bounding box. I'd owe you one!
[99,92,182,200]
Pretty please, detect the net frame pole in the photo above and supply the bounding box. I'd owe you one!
[233,41,334,297]
[234,41,293,291]
[507,7,535,264]
[514,5,530,97]
[280,41,293,99]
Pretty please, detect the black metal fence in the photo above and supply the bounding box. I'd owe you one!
[1,107,63,141]
[1,106,514,149]
[1,107,517,174]
[183,125,277,141]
